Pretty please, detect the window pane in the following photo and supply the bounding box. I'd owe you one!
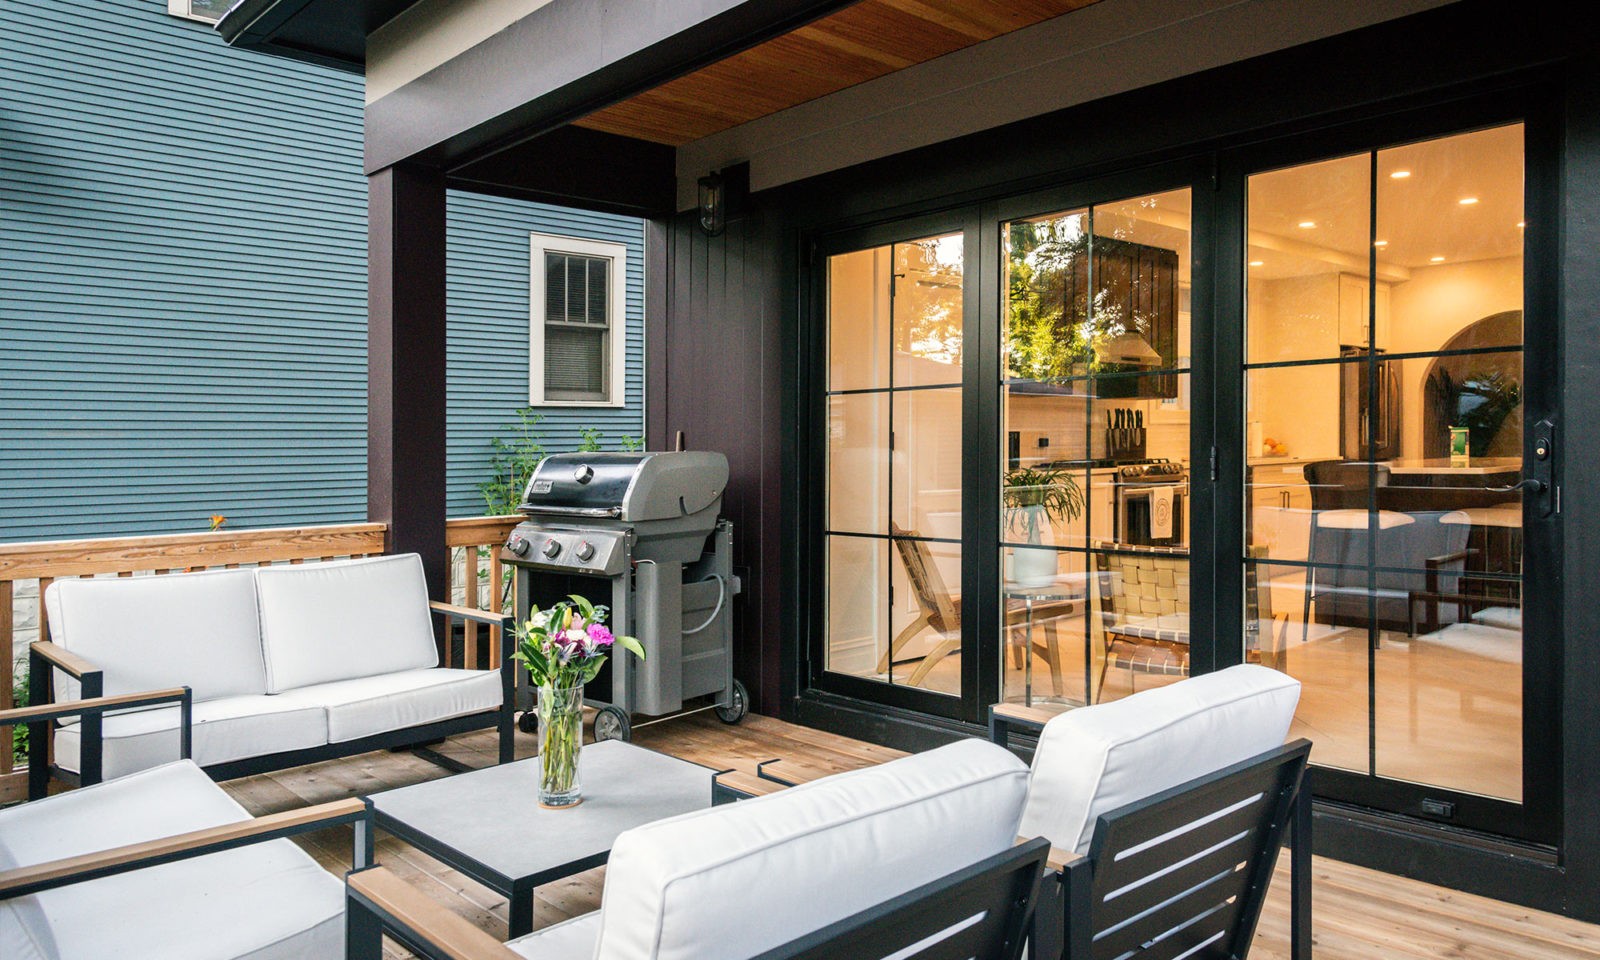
[586,257,609,326]
[893,234,963,387]
[1246,152,1371,364]
[1001,547,1090,707]
[828,247,891,391]
[545,253,568,322]
[545,326,605,397]
[566,257,588,324]
[1005,208,1092,382]
[888,537,961,696]
[891,387,962,535]
[826,392,888,535]
[825,535,889,680]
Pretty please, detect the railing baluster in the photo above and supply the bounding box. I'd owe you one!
[465,547,480,670]
[37,578,53,643]
[1,579,13,777]
[488,549,505,664]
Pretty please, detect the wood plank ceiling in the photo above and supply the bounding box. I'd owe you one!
[573,0,1104,146]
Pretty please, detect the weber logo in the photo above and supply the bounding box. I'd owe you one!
[532,480,553,494]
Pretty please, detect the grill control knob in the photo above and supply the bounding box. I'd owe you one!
[575,541,595,563]
[507,536,530,558]
[542,538,562,559]
[573,464,594,484]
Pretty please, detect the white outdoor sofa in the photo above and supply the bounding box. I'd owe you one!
[29,552,514,794]
[0,692,368,960]
[346,738,1052,960]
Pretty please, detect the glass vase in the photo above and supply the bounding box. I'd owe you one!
[536,681,584,808]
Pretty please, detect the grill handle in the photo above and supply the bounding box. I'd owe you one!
[517,504,624,518]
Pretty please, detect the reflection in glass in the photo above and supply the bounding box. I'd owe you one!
[893,236,964,386]
[1000,189,1192,714]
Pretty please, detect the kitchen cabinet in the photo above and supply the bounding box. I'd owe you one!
[1338,273,1391,350]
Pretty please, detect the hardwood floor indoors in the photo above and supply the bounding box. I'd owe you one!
[222,710,1597,960]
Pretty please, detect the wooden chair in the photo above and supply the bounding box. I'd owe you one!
[1091,541,1287,697]
[878,523,1079,695]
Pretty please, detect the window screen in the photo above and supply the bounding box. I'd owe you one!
[544,253,610,401]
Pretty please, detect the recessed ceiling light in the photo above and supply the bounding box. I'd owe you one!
[1459,197,1479,206]
[1373,240,1388,248]
[1297,221,1316,229]
[1249,260,1265,267]
[1389,170,1412,179]
[1430,256,1446,263]
[1518,221,1526,228]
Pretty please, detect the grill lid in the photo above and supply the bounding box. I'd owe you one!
[518,451,728,523]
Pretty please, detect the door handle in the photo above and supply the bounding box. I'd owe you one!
[1488,478,1547,495]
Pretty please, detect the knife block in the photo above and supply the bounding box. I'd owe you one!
[1105,428,1146,461]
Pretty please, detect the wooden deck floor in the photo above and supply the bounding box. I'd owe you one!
[223,713,1600,959]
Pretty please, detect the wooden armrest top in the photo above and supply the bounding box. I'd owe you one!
[991,702,1059,730]
[0,687,188,728]
[348,866,524,960]
[1017,836,1082,873]
[714,769,789,799]
[30,640,100,678]
[0,797,367,898]
[429,601,515,626]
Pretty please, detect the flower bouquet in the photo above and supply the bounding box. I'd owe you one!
[514,595,645,808]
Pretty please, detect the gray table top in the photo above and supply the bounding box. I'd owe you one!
[366,741,715,885]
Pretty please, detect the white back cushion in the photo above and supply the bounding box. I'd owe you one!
[43,570,266,702]
[593,739,1029,960]
[1018,664,1301,855]
[256,554,438,693]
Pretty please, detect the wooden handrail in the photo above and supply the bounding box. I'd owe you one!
[0,523,388,580]
[442,516,521,670]
[444,515,522,549]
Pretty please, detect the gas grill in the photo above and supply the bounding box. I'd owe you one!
[501,451,744,740]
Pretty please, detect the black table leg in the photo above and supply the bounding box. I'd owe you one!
[509,879,537,938]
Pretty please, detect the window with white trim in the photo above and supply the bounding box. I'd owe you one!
[530,234,627,406]
[168,0,233,23]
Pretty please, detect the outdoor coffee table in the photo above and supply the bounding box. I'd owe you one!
[365,739,715,936]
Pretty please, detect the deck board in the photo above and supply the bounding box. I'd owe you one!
[221,712,1600,959]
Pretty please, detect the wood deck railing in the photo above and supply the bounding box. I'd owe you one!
[0,515,523,803]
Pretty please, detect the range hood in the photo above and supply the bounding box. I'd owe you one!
[1094,331,1164,367]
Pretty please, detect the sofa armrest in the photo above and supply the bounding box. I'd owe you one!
[30,640,101,681]
[429,601,516,632]
[0,686,190,731]
[347,866,525,960]
[0,796,372,900]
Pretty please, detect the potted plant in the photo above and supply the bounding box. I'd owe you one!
[1003,466,1084,588]
[514,595,646,808]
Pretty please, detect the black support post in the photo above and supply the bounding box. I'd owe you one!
[368,164,450,620]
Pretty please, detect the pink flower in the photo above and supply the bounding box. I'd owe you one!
[587,623,615,647]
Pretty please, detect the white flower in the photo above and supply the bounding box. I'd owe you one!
[565,628,588,645]
[531,610,553,629]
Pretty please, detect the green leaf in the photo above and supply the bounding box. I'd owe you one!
[615,634,647,661]
[568,594,596,622]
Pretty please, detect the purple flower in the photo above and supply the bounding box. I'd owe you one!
[586,623,615,647]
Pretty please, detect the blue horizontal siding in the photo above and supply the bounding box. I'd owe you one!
[0,0,645,543]
[446,192,646,516]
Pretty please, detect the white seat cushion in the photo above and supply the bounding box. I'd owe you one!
[256,554,438,693]
[591,739,1029,960]
[282,668,502,743]
[1019,664,1301,854]
[52,695,329,779]
[43,569,266,702]
[507,912,601,960]
[0,761,342,960]
[1313,508,1413,530]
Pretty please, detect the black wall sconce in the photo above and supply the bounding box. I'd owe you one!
[696,163,748,238]
[697,172,725,236]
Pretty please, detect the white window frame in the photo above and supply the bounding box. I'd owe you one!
[529,233,628,408]
[168,0,227,23]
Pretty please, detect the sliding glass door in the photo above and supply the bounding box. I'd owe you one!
[1241,119,1557,840]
